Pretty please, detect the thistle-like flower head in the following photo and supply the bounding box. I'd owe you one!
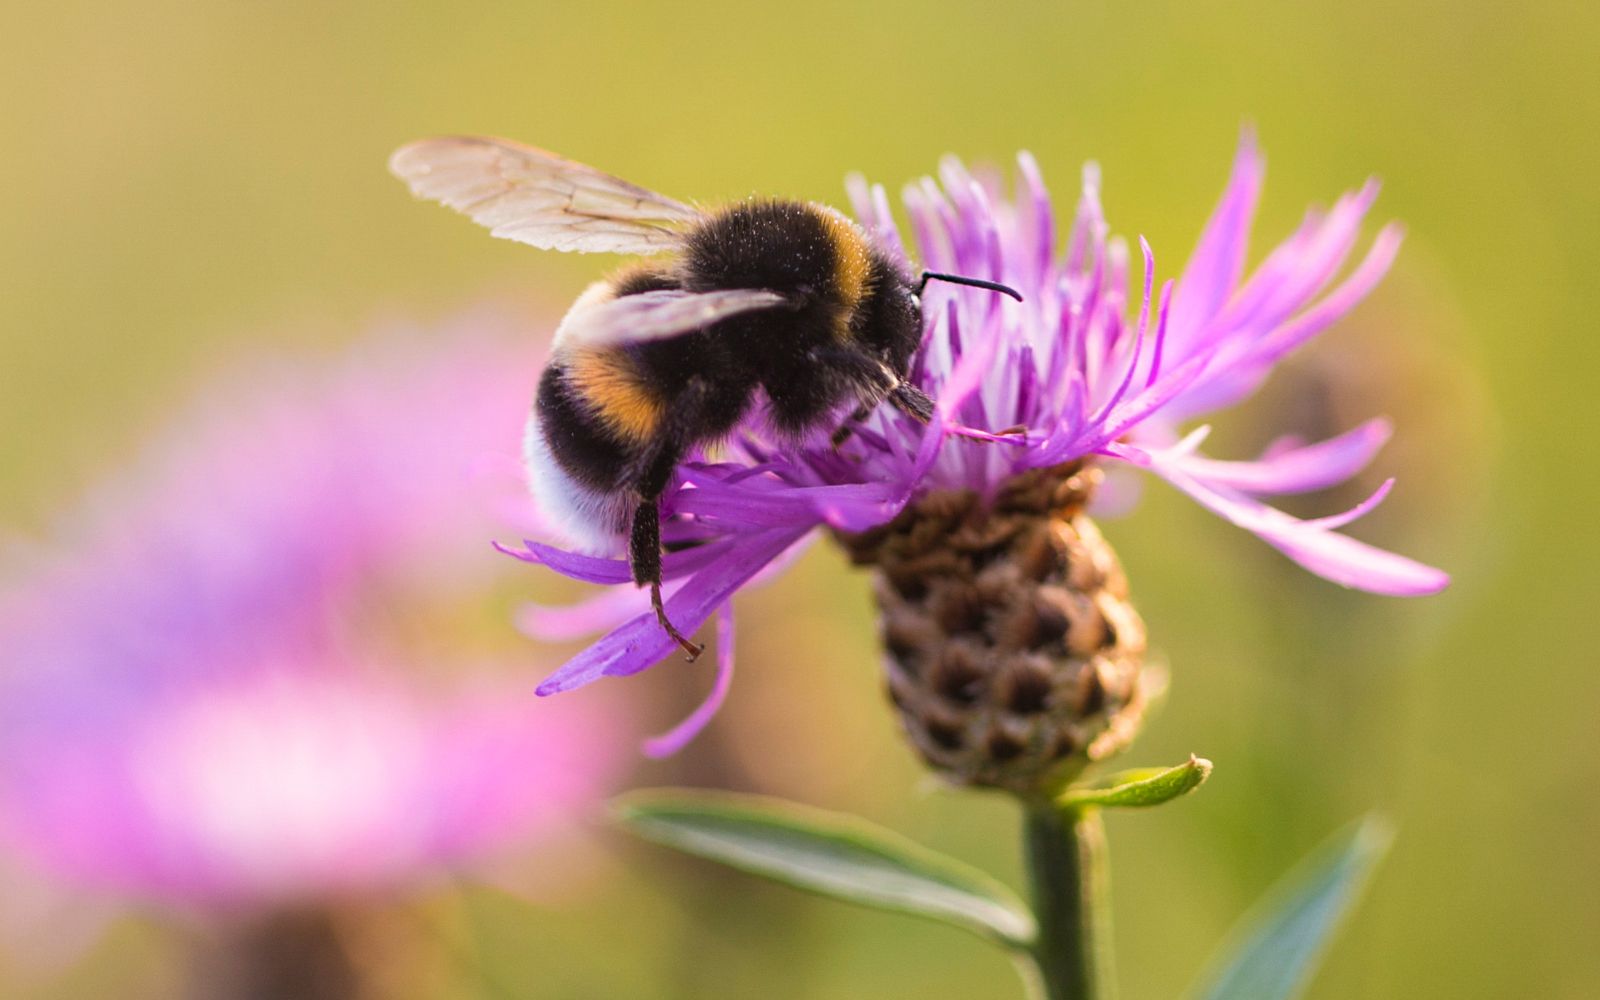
[510,133,1448,762]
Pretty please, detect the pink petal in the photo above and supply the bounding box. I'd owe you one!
[1303,478,1395,531]
[494,536,738,586]
[516,586,659,641]
[1241,223,1405,371]
[1213,180,1383,341]
[938,298,1002,419]
[1158,419,1393,495]
[1125,449,1448,596]
[1088,237,1157,426]
[1160,222,1404,420]
[534,528,809,695]
[1168,129,1265,346]
[640,607,736,758]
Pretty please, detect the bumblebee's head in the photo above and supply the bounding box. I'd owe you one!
[855,258,1025,378]
[851,252,923,377]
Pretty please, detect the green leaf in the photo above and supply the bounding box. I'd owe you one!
[613,789,1036,950]
[1188,816,1393,1000]
[1058,755,1214,811]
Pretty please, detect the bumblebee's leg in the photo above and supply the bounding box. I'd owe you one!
[830,403,874,447]
[625,381,717,662]
[797,343,938,438]
[796,344,904,437]
[810,341,1025,441]
[629,494,703,661]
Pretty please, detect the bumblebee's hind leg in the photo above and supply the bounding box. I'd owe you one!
[830,403,874,447]
[626,379,723,662]
[628,495,703,662]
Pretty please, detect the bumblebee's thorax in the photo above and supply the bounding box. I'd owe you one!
[674,200,921,425]
[683,200,871,319]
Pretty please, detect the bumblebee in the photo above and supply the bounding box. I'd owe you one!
[391,136,1019,659]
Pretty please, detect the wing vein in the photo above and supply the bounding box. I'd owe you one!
[390,136,701,255]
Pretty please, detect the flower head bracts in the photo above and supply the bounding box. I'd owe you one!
[511,133,1448,741]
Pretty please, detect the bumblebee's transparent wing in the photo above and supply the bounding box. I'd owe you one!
[556,288,789,348]
[389,136,700,255]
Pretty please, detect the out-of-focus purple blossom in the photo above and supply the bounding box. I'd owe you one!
[507,133,1448,746]
[0,319,622,910]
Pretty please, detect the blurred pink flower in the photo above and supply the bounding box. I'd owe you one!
[0,315,624,910]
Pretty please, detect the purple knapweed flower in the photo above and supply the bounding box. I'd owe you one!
[0,320,623,911]
[507,133,1448,755]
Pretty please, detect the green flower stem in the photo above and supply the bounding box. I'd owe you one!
[1023,804,1115,1000]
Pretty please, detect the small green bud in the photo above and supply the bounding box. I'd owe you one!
[1057,754,1213,811]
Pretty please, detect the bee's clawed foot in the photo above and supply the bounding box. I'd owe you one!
[673,634,706,662]
[651,582,705,662]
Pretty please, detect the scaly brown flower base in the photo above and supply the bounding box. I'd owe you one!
[840,463,1147,796]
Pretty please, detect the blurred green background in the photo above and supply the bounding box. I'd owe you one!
[2,0,1595,997]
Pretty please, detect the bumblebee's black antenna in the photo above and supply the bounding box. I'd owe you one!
[917,271,1024,302]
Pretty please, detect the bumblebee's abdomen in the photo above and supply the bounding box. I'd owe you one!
[535,358,648,492]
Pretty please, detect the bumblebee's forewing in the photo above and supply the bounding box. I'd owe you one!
[556,288,789,348]
[389,136,699,255]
